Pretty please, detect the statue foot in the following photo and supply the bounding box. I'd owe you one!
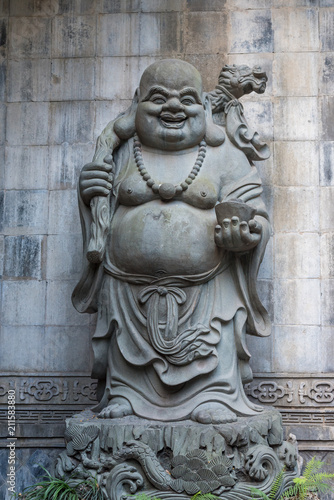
[98,397,133,419]
[191,403,237,424]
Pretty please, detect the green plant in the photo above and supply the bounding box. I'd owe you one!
[12,467,103,500]
[251,457,334,500]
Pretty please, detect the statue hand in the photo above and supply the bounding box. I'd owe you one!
[215,217,262,252]
[79,158,114,206]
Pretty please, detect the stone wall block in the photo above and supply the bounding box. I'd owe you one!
[241,100,273,141]
[320,8,334,52]
[9,0,59,16]
[320,326,334,372]
[274,279,321,326]
[257,279,274,319]
[4,235,45,279]
[140,12,183,55]
[320,186,334,231]
[321,279,334,326]
[273,8,319,52]
[46,280,90,326]
[7,102,49,145]
[0,102,6,145]
[2,280,46,326]
[44,326,91,371]
[0,17,7,60]
[48,142,95,190]
[0,190,4,233]
[272,325,320,373]
[0,56,6,102]
[5,146,49,189]
[0,234,4,276]
[273,52,318,97]
[229,9,273,54]
[275,233,320,279]
[184,11,228,55]
[0,326,45,371]
[98,13,140,56]
[321,96,334,141]
[274,97,318,141]
[57,0,97,15]
[96,57,156,100]
[46,234,83,280]
[273,141,319,187]
[9,17,51,58]
[49,101,95,145]
[0,0,9,15]
[320,141,334,186]
[142,0,185,11]
[3,190,49,236]
[50,58,95,101]
[100,0,140,13]
[320,232,334,278]
[320,53,334,95]
[8,59,51,102]
[48,190,81,235]
[248,335,272,373]
[52,15,96,58]
[273,187,319,233]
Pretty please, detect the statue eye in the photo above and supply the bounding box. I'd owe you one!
[151,95,166,104]
[181,97,196,106]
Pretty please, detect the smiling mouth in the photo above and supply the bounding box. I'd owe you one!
[160,113,187,129]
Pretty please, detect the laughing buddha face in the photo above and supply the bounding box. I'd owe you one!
[135,60,206,152]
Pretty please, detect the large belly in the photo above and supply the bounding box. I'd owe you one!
[108,201,222,275]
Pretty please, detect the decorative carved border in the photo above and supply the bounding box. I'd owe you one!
[0,376,97,405]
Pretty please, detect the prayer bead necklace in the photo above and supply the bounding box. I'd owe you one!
[133,133,207,201]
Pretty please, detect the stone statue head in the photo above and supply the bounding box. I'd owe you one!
[114,59,224,150]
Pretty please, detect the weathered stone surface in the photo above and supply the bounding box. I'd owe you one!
[320,54,334,95]
[44,326,91,371]
[273,53,318,97]
[184,11,228,54]
[97,13,140,56]
[2,280,46,325]
[5,146,49,189]
[229,9,273,54]
[6,102,49,145]
[2,190,49,236]
[140,12,183,55]
[1,325,45,370]
[273,326,321,373]
[321,280,334,326]
[48,190,81,235]
[274,141,319,187]
[51,58,95,101]
[320,186,334,231]
[46,234,83,280]
[8,59,51,102]
[275,233,320,279]
[46,280,91,326]
[100,0,140,13]
[321,232,334,278]
[321,96,334,141]
[320,8,334,52]
[4,235,45,279]
[273,8,319,52]
[49,101,95,144]
[274,279,321,326]
[52,15,96,57]
[274,97,318,141]
[48,142,95,190]
[273,187,319,232]
[9,17,51,58]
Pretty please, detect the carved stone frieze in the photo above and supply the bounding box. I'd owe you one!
[55,409,300,500]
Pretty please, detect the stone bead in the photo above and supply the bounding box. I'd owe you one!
[140,169,147,175]
[180,182,189,190]
[152,184,160,193]
[185,178,193,185]
[175,185,183,195]
[189,173,196,180]
[143,173,151,181]
[147,179,155,187]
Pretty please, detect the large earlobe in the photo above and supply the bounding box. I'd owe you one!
[204,95,225,147]
[114,88,139,140]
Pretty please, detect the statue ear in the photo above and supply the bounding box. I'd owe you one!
[203,95,225,147]
[114,88,139,140]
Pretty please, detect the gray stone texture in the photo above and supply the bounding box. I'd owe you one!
[0,0,333,494]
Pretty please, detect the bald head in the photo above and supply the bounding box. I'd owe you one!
[139,59,203,101]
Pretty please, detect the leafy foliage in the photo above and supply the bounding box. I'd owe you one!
[251,457,334,500]
[12,467,103,500]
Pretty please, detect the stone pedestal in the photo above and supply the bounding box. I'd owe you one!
[55,409,300,500]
